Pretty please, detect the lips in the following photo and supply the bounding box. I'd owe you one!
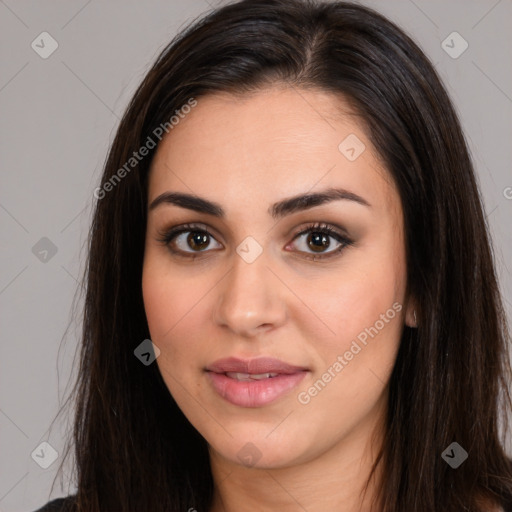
[205,357,309,407]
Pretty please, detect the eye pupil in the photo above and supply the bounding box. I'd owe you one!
[308,232,330,252]
[188,231,209,251]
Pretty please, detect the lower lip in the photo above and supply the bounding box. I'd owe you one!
[206,371,308,408]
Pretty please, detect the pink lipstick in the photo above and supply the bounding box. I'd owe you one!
[205,357,308,407]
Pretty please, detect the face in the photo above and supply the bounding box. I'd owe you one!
[142,86,413,470]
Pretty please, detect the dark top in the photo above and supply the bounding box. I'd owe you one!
[33,496,76,512]
[33,494,512,511]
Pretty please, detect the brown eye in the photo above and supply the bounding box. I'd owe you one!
[186,231,210,251]
[306,232,331,252]
[156,224,222,255]
[288,223,353,260]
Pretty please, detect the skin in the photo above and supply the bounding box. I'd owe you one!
[142,86,417,512]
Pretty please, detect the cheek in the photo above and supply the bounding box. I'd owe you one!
[142,248,207,340]
[295,268,404,428]
[142,251,222,394]
[142,253,201,371]
[142,266,196,403]
[304,252,405,361]
[142,258,221,435]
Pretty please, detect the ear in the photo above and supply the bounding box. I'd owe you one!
[405,298,418,328]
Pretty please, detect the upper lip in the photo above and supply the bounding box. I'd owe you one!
[206,357,308,375]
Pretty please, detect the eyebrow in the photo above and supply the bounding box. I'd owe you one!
[148,187,371,219]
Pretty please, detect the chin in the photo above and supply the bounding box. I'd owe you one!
[206,424,317,470]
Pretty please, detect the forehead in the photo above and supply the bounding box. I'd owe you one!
[147,86,399,218]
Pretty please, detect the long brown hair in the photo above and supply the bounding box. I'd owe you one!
[51,0,512,510]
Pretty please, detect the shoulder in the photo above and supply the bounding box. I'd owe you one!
[32,495,77,512]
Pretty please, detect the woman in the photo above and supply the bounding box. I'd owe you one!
[35,0,512,510]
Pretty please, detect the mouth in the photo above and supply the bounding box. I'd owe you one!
[205,357,309,408]
[223,372,281,381]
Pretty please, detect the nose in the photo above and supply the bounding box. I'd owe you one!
[212,247,287,338]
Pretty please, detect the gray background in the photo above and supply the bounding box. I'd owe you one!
[1,1,511,510]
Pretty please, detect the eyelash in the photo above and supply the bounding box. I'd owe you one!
[155,222,354,261]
